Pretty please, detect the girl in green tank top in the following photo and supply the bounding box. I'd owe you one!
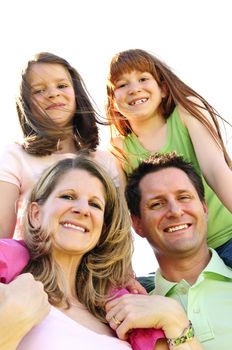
[106,48,232,267]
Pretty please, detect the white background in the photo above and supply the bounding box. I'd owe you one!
[0,0,232,275]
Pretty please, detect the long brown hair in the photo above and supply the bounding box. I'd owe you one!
[106,49,231,166]
[17,52,101,156]
[23,156,133,322]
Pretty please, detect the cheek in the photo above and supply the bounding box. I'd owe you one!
[30,99,46,117]
[94,213,104,236]
[114,91,124,104]
[97,213,104,229]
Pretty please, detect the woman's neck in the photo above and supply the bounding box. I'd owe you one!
[54,251,82,295]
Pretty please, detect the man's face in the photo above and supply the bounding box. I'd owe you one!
[133,168,208,258]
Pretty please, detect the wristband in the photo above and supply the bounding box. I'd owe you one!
[167,321,194,347]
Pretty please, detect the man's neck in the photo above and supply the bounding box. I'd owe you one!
[156,247,211,285]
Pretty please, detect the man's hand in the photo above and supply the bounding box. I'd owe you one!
[106,294,190,340]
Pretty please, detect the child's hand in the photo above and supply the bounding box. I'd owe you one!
[126,276,147,295]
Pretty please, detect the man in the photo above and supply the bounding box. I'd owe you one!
[106,152,232,350]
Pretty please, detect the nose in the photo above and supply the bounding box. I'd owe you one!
[166,200,184,218]
[71,199,90,217]
[47,86,60,99]
[128,81,141,95]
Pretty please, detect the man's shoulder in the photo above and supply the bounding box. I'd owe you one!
[137,272,155,293]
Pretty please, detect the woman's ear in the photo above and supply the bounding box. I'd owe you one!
[29,202,42,228]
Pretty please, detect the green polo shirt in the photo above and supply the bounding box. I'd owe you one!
[151,249,232,350]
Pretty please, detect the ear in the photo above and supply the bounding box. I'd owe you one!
[131,214,145,238]
[202,199,208,218]
[160,82,168,98]
[29,202,42,229]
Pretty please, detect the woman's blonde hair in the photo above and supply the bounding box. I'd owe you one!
[23,155,133,322]
[106,48,231,167]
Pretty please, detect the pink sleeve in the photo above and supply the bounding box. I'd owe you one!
[0,239,30,283]
[111,288,165,350]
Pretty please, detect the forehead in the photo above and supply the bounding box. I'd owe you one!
[110,54,153,82]
[116,70,150,80]
[54,169,105,195]
[139,168,197,197]
[27,63,72,85]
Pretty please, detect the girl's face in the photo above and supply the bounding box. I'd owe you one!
[112,70,165,123]
[30,169,106,257]
[27,63,76,127]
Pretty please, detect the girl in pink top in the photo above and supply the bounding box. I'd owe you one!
[0,52,121,239]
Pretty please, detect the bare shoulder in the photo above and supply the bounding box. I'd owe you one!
[177,96,215,128]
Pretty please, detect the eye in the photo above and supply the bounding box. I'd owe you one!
[149,201,164,210]
[59,194,74,200]
[32,89,45,95]
[89,200,104,210]
[115,82,127,89]
[140,77,148,82]
[57,83,69,89]
[178,194,191,202]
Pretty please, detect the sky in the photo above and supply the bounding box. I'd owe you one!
[1,0,232,275]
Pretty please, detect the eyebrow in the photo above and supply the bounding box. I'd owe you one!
[145,189,192,199]
[30,78,71,88]
[58,189,105,205]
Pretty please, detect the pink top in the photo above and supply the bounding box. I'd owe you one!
[0,240,165,350]
[17,306,131,350]
[0,239,29,283]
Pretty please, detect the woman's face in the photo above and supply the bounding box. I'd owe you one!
[27,62,76,127]
[30,169,106,256]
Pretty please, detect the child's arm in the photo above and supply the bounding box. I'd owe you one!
[178,98,232,213]
[109,135,127,188]
[0,182,19,238]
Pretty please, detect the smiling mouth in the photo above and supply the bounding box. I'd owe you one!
[61,222,88,233]
[129,98,148,105]
[164,224,190,233]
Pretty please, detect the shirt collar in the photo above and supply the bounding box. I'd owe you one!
[153,248,232,296]
[204,248,232,278]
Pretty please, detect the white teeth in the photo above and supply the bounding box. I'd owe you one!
[166,224,188,233]
[62,223,85,232]
[130,98,147,105]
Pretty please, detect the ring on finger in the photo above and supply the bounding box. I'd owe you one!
[111,315,121,326]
